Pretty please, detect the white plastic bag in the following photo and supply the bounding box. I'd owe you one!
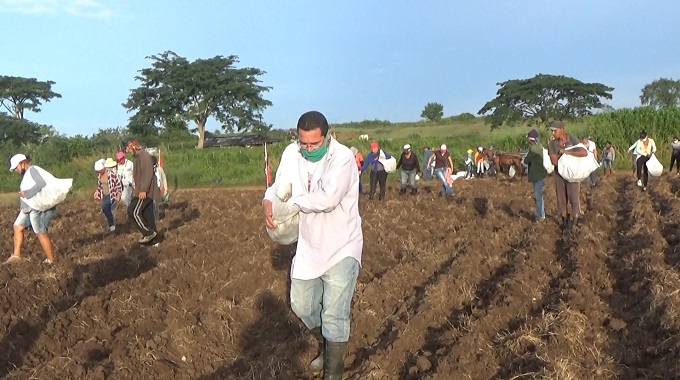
[557,144,599,183]
[646,154,663,177]
[20,165,73,211]
[266,182,300,245]
[543,148,554,174]
[378,154,397,173]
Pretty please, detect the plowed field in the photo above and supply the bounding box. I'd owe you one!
[1,173,679,379]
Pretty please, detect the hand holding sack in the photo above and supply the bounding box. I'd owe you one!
[557,143,599,183]
[542,148,554,174]
[646,154,663,177]
[266,182,300,245]
[20,166,73,211]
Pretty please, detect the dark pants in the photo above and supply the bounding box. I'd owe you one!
[637,155,650,187]
[101,194,115,227]
[671,153,680,173]
[128,197,156,236]
[369,170,387,199]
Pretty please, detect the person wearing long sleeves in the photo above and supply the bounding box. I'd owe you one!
[628,140,639,174]
[634,130,657,191]
[116,151,134,207]
[396,144,420,195]
[670,137,680,175]
[93,158,123,232]
[4,154,57,266]
[524,129,548,223]
[359,141,392,200]
[122,138,160,245]
[262,111,362,380]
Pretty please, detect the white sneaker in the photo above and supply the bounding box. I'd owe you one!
[637,180,642,187]
[138,232,158,244]
[109,225,116,232]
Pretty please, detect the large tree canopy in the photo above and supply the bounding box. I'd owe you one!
[0,113,42,146]
[477,74,614,129]
[0,76,62,120]
[640,78,680,109]
[123,51,273,148]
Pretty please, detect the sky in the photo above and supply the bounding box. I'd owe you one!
[0,0,678,136]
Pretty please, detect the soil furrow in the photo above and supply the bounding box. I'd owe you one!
[602,177,680,379]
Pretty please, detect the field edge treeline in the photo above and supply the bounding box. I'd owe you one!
[0,107,678,194]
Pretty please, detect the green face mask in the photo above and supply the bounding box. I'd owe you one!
[300,137,328,162]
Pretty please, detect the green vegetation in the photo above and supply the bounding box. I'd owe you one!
[2,66,678,197]
[477,74,614,129]
[123,50,273,149]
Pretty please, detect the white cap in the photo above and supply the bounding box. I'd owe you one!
[403,144,411,150]
[440,144,447,151]
[478,146,483,151]
[94,159,105,172]
[9,154,26,171]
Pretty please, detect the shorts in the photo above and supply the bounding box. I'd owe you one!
[602,159,612,169]
[14,207,56,234]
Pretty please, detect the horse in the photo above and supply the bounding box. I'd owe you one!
[493,152,525,177]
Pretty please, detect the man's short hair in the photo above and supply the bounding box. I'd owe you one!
[297,111,329,136]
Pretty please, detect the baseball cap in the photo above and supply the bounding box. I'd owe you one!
[467,148,473,154]
[477,146,483,151]
[94,159,105,172]
[370,141,379,150]
[440,144,447,151]
[8,154,27,171]
[549,121,565,130]
[403,144,411,151]
[116,151,126,160]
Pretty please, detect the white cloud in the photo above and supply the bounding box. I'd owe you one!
[0,0,116,18]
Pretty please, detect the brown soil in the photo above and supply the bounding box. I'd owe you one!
[1,173,679,379]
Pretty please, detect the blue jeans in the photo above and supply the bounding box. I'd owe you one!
[101,194,116,227]
[434,168,453,195]
[533,179,545,219]
[290,257,360,342]
[14,207,56,234]
[400,169,417,189]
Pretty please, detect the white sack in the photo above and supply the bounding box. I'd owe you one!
[557,143,599,183]
[266,182,300,245]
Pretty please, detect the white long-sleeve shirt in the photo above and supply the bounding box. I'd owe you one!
[117,159,134,186]
[264,137,363,280]
[634,138,657,156]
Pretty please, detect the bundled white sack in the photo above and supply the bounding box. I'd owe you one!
[378,154,397,173]
[557,143,599,183]
[646,154,663,177]
[542,148,554,174]
[266,182,300,245]
[20,165,73,211]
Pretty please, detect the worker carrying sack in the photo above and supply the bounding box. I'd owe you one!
[557,143,599,183]
[266,182,300,245]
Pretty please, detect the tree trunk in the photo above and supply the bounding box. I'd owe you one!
[196,121,206,149]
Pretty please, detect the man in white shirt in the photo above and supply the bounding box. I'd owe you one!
[263,111,362,380]
[582,136,598,187]
[634,130,657,192]
[116,151,134,206]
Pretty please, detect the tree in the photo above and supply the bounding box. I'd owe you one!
[123,51,273,149]
[421,102,444,122]
[0,113,42,146]
[477,74,614,129]
[640,78,680,109]
[0,76,61,120]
